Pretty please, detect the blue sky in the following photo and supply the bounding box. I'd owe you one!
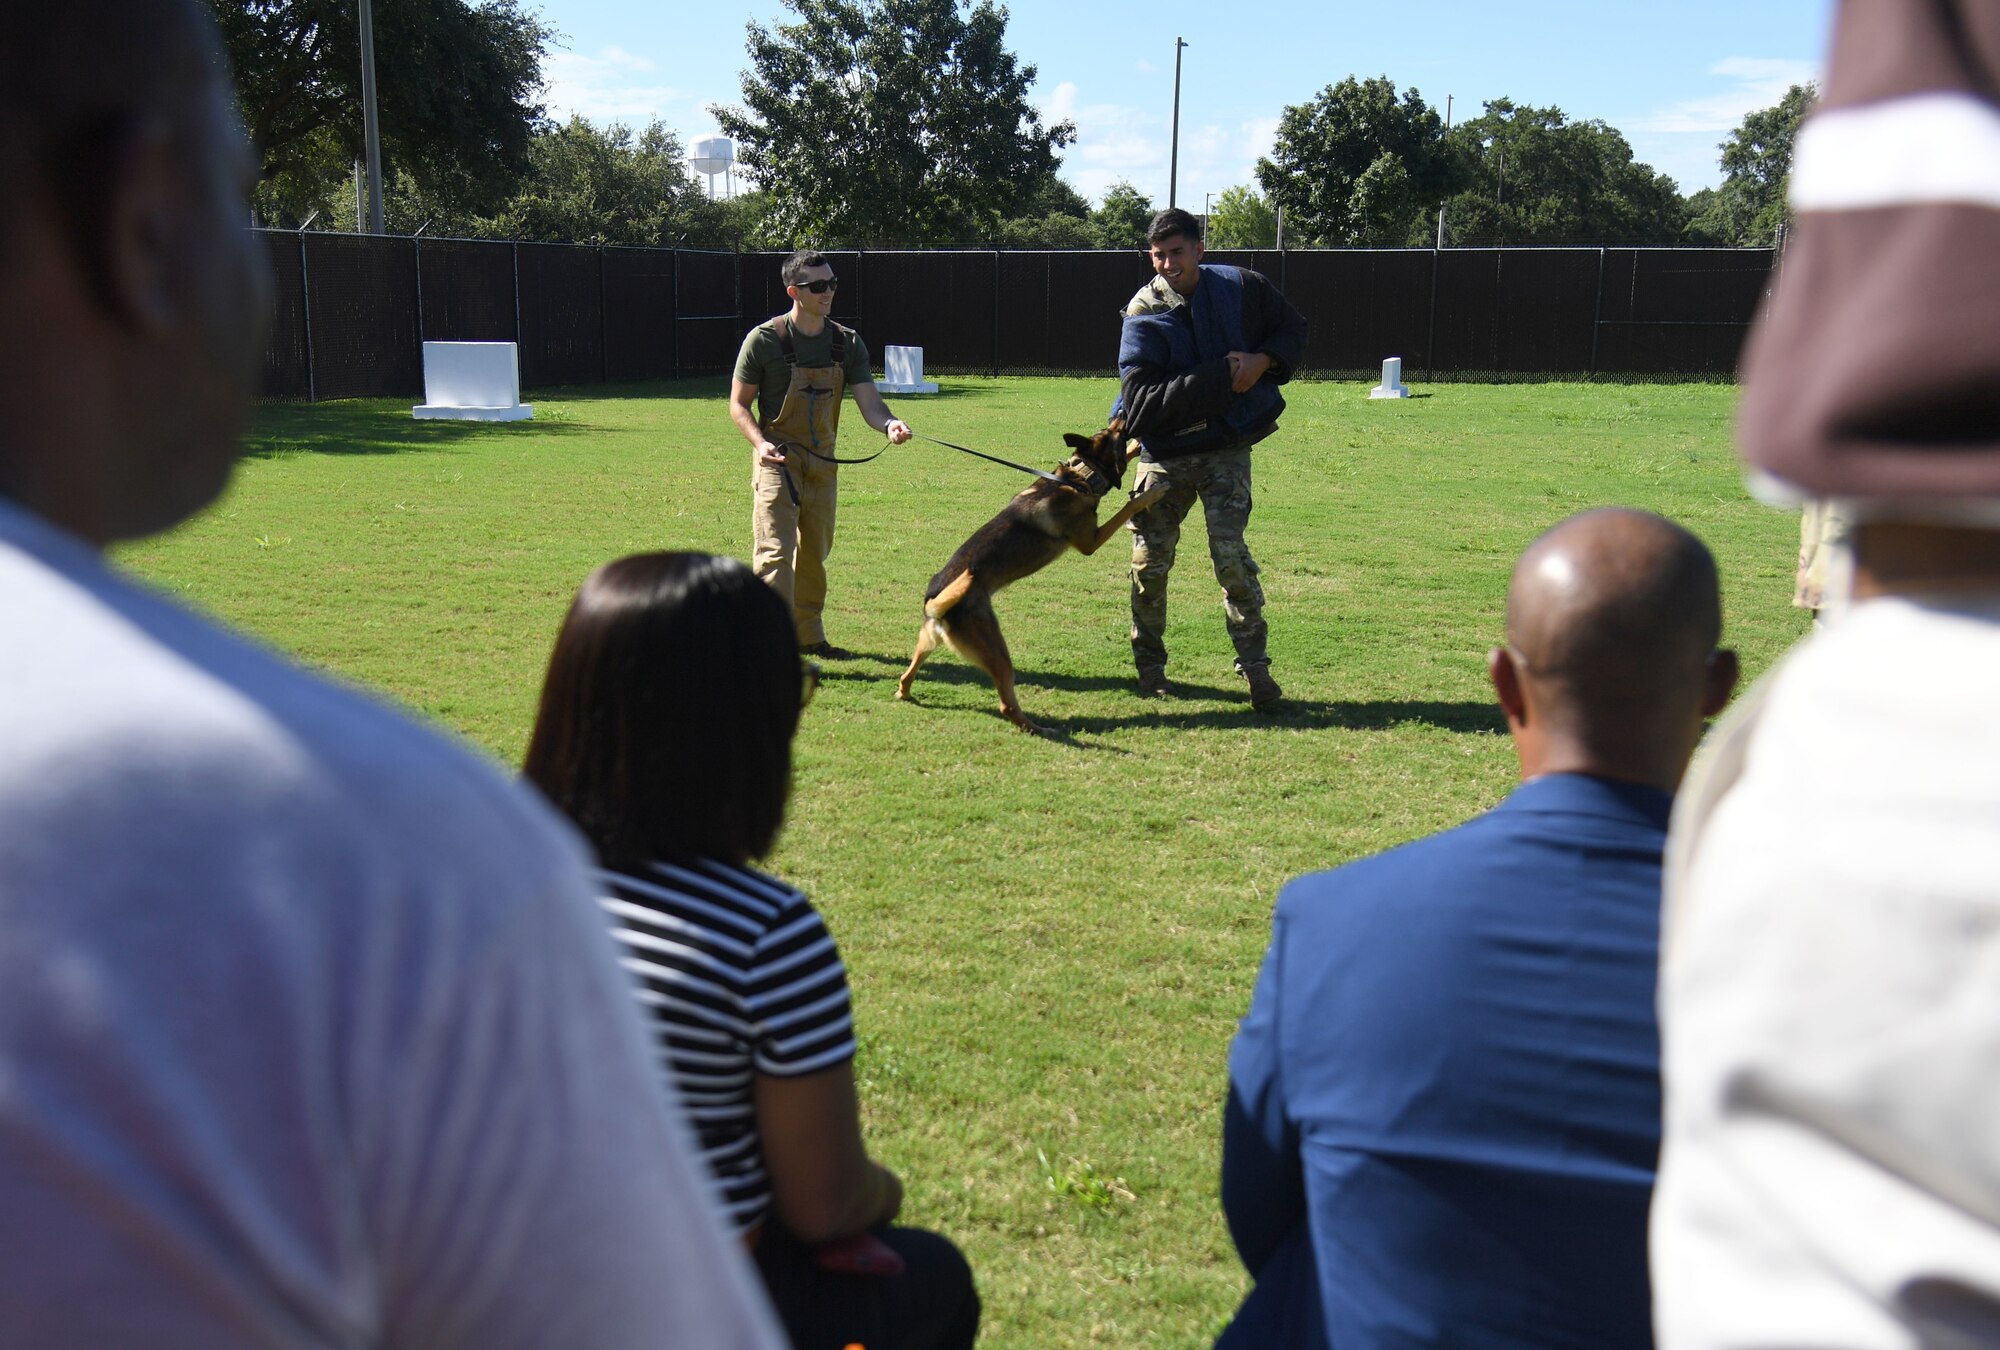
[530,0,1836,206]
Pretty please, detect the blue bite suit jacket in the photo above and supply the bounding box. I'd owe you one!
[1219,773,1668,1349]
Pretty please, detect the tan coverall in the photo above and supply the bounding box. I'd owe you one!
[751,360,844,646]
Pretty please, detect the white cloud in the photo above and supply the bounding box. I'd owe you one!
[542,46,704,129]
[1627,55,1819,135]
[1044,79,1278,209]
[1712,56,1816,83]
[1621,55,1819,191]
[1041,80,1079,128]
[1047,96,1165,204]
[1179,117,1278,197]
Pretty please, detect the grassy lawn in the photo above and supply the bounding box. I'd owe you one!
[120,376,1805,1347]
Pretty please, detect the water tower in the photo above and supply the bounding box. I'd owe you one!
[689,135,736,199]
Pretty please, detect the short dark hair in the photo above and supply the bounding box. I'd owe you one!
[524,552,802,871]
[781,249,832,286]
[1146,208,1203,246]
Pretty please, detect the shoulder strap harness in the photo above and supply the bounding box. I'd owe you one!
[771,314,847,368]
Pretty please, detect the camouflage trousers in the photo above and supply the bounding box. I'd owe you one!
[1128,447,1269,675]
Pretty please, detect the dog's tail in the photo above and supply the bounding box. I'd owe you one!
[924,569,975,620]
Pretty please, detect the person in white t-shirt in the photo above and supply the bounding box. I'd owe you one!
[0,3,782,1346]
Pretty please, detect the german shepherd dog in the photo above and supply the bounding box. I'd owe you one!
[895,418,1166,733]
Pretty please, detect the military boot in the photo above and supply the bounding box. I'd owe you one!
[1245,665,1284,713]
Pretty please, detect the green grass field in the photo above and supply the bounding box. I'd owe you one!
[120,376,1805,1347]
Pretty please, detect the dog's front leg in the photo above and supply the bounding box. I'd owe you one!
[1077,484,1170,556]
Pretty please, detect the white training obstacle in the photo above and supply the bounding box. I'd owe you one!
[1369,356,1411,400]
[877,345,940,394]
[412,341,534,421]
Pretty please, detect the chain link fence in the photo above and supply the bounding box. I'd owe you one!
[257,231,1774,400]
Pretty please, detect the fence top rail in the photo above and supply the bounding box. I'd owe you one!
[257,228,1774,261]
[746,244,1774,256]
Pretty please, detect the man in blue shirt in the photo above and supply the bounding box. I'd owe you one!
[1218,508,1739,1348]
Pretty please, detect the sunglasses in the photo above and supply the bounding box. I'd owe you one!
[794,276,839,294]
[801,659,822,710]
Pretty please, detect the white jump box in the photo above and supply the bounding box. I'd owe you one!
[877,344,939,394]
[1370,356,1411,399]
[413,341,534,421]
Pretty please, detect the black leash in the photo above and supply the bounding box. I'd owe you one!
[776,438,890,466]
[774,430,1068,488]
[915,433,1063,484]
[772,437,885,506]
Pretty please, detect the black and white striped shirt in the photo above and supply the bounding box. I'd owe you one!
[597,858,856,1233]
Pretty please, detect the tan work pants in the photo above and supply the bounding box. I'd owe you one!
[752,448,839,646]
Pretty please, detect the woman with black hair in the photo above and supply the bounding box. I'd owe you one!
[524,551,978,1350]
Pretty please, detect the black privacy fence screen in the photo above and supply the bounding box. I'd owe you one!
[259,231,1775,402]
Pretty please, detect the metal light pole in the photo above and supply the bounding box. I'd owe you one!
[358,0,384,234]
[1435,94,1452,248]
[1168,37,1188,208]
[1204,190,1214,241]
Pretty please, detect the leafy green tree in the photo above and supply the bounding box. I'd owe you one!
[689,190,786,251]
[488,119,713,246]
[1686,82,1816,244]
[996,173,1094,246]
[1255,76,1457,245]
[1439,99,1686,245]
[210,0,551,226]
[1206,185,1276,248]
[1348,152,1422,245]
[1089,181,1155,249]
[714,0,1075,245]
[1016,175,1092,221]
[996,212,1096,247]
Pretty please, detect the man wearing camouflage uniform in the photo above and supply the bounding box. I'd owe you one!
[1115,208,1308,711]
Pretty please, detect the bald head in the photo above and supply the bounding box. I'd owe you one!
[0,0,268,545]
[1495,509,1733,790]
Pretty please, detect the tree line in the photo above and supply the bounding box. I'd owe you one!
[214,0,1810,251]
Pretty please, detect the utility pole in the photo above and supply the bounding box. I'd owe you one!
[1168,37,1188,208]
[358,0,385,234]
[1436,94,1452,249]
[1204,190,1214,240]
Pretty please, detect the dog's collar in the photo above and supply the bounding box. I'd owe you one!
[1059,456,1115,497]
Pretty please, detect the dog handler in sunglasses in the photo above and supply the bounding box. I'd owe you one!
[730,250,913,659]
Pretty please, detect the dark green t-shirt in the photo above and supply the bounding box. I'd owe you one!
[733,319,874,424]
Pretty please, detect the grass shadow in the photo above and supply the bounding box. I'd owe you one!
[244,401,587,458]
[833,659,1505,736]
[245,375,1005,457]
[1059,698,1506,736]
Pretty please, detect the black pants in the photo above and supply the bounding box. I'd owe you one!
[753,1223,980,1350]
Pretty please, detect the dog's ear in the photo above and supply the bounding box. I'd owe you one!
[1107,416,1126,439]
[1124,439,1142,462]
[1063,432,1092,453]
